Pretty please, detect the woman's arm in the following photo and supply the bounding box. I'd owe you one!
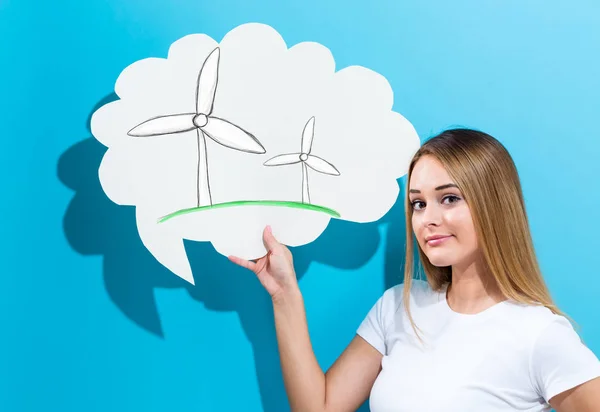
[230,226,383,412]
[273,289,383,412]
[551,377,600,412]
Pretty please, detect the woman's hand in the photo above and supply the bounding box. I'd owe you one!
[228,225,299,302]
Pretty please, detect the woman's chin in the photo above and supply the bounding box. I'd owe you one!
[429,260,454,268]
[424,251,456,267]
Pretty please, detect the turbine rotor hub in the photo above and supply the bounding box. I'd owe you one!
[300,153,308,161]
[193,113,209,128]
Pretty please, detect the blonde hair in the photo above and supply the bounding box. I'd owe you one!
[402,128,572,341]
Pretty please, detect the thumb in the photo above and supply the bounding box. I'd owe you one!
[263,225,280,251]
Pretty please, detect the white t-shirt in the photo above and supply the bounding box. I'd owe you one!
[357,279,600,412]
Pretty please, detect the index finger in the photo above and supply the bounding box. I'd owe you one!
[228,255,257,272]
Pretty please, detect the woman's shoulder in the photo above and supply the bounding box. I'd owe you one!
[502,299,577,340]
[503,299,566,321]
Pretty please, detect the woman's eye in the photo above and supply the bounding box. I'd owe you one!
[411,200,425,210]
[442,195,461,204]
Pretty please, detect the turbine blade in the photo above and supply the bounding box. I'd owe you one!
[305,155,340,175]
[202,116,266,154]
[263,153,302,166]
[301,116,315,154]
[128,113,197,137]
[196,47,220,116]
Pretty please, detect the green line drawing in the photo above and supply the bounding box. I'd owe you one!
[158,200,341,223]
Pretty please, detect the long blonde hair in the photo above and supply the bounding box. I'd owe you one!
[402,128,571,341]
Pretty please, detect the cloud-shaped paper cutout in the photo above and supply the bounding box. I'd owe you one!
[91,23,420,284]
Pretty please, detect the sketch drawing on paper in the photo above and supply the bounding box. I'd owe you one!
[128,47,266,209]
[264,116,340,204]
[126,47,340,225]
[90,22,421,284]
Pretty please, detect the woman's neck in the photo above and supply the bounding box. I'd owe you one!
[447,257,506,314]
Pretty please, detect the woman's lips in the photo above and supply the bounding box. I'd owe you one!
[426,235,452,246]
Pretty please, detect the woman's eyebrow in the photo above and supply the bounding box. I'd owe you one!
[409,183,459,194]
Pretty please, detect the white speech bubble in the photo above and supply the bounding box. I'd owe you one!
[91,23,421,284]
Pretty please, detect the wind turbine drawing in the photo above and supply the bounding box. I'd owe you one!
[263,116,340,204]
[127,47,266,208]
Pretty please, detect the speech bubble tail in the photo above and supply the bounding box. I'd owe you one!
[136,208,195,285]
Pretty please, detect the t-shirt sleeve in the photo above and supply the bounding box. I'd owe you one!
[356,287,398,355]
[530,316,600,403]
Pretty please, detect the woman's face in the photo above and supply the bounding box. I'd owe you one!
[408,155,479,269]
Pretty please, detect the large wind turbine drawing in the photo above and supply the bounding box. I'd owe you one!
[263,116,340,204]
[127,47,266,207]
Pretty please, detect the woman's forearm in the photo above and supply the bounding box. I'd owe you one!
[272,289,326,412]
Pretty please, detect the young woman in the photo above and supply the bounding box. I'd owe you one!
[229,128,600,411]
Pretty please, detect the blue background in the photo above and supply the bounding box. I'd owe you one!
[1,0,599,410]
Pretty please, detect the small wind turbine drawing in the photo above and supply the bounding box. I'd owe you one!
[127,47,266,208]
[263,116,340,204]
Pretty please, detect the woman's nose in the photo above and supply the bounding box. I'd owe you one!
[422,203,442,226]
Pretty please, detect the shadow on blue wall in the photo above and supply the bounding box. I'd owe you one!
[57,94,408,412]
